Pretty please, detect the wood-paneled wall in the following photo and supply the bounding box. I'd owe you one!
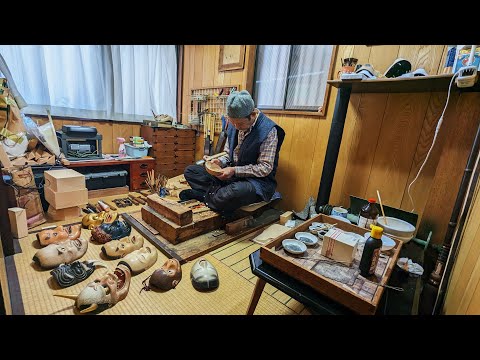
[182,45,480,246]
[443,177,480,314]
[29,116,141,154]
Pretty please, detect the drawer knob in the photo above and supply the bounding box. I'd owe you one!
[140,163,149,169]
[140,172,148,177]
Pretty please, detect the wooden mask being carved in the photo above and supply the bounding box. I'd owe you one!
[33,237,88,269]
[37,225,82,247]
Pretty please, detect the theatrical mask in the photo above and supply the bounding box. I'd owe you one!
[101,235,144,259]
[141,258,182,292]
[50,260,108,288]
[91,219,131,244]
[190,258,219,290]
[33,237,88,269]
[82,211,117,230]
[55,264,131,314]
[37,224,82,247]
[118,246,158,275]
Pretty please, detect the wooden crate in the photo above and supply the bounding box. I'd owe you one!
[259,213,402,314]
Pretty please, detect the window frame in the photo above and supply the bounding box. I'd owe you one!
[252,45,338,118]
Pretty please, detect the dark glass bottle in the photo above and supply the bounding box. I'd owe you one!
[358,198,379,229]
[359,224,383,277]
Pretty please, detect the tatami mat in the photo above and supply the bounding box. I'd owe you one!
[13,227,297,315]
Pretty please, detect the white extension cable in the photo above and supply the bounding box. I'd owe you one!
[407,69,462,212]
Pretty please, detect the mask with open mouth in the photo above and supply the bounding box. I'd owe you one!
[55,264,131,314]
[50,260,108,288]
[91,219,131,244]
[37,224,82,247]
[33,237,88,269]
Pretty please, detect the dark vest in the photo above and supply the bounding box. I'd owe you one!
[226,112,285,201]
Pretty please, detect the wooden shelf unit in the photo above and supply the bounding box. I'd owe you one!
[328,74,480,93]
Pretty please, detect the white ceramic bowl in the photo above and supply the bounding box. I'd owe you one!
[282,239,307,254]
[363,232,396,251]
[376,217,415,238]
[295,232,318,246]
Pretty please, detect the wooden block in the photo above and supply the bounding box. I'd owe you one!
[8,207,28,238]
[0,144,12,168]
[47,206,81,221]
[321,228,359,266]
[45,187,88,209]
[87,186,129,199]
[225,216,254,235]
[279,211,293,225]
[146,194,193,226]
[44,169,86,192]
[141,205,224,244]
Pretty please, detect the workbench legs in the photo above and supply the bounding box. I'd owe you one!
[246,277,266,315]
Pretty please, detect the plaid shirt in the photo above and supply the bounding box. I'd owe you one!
[220,110,279,178]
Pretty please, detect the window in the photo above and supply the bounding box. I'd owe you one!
[253,45,336,116]
[0,45,177,122]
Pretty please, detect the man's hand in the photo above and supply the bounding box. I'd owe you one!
[215,166,235,180]
[203,155,221,166]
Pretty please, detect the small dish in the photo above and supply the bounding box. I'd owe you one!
[363,232,396,251]
[295,232,318,246]
[282,239,307,255]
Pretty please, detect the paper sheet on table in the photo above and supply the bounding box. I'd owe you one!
[252,224,291,245]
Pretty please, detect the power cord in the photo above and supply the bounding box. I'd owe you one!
[407,70,462,212]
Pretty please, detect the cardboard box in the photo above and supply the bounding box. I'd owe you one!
[44,187,88,209]
[47,206,81,221]
[44,169,86,192]
[321,228,359,266]
[8,207,28,238]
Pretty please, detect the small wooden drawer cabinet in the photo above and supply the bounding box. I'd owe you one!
[141,126,196,179]
[130,159,155,190]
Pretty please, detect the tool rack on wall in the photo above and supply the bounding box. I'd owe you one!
[188,85,239,135]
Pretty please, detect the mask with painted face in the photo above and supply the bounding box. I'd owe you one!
[37,224,82,247]
[190,258,219,290]
[91,219,131,244]
[141,258,182,292]
[82,211,117,230]
[101,235,144,259]
[55,264,131,314]
[33,237,89,269]
[50,260,108,288]
[118,246,158,275]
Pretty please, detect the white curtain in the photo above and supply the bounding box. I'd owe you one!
[287,45,333,110]
[0,45,177,121]
[253,45,333,111]
[254,45,290,109]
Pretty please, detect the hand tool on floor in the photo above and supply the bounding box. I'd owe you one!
[82,207,95,214]
[87,203,99,213]
[104,201,117,211]
[195,151,228,166]
[127,195,140,205]
[98,200,110,212]
[130,194,146,205]
[225,216,254,235]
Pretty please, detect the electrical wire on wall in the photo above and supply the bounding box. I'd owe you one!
[407,70,462,212]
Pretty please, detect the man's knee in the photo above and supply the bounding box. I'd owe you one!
[184,164,205,181]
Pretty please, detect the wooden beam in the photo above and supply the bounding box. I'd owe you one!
[146,194,192,226]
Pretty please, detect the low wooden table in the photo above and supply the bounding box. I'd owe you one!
[66,157,155,191]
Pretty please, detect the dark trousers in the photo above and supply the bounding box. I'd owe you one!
[184,165,261,215]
